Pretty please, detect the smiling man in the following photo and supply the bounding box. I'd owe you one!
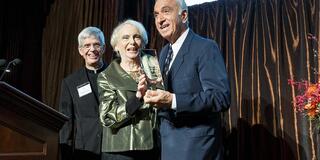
[144,0,231,160]
[59,27,108,160]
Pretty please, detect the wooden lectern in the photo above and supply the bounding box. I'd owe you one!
[0,81,68,160]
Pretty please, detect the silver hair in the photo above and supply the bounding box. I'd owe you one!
[155,0,189,25]
[177,0,189,26]
[78,27,105,47]
[110,19,148,50]
[176,0,188,14]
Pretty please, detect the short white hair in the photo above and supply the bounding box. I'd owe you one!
[78,27,105,47]
[110,19,148,50]
[176,0,188,14]
[155,0,189,25]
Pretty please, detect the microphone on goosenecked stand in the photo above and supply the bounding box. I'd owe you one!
[0,58,22,81]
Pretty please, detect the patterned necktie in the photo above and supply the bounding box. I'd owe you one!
[163,45,173,77]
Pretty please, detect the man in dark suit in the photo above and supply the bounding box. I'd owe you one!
[144,0,231,159]
[59,27,107,160]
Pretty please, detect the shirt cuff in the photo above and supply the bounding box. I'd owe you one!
[171,94,177,110]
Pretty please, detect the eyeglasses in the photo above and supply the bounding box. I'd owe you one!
[81,43,103,50]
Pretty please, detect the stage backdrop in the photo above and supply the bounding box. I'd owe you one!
[41,0,319,159]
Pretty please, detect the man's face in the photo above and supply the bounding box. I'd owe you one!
[154,0,187,43]
[78,36,104,68]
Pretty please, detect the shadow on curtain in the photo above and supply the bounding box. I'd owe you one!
[186,0,319,159]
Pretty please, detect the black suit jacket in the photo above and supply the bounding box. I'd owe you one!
[59,67,104,158]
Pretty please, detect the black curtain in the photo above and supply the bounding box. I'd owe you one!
[0,0,54,100]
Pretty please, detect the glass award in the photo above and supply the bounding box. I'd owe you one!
[139,49,164,90]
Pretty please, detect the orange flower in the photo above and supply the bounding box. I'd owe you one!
[304,103,314,110]
[307,108,317,118]
[305,84,318,97]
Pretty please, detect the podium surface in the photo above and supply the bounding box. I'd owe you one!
[0,81,68,160]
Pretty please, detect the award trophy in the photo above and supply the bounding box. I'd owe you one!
[139,49,164,90]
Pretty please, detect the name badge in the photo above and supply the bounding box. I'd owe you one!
[77,82,92,98]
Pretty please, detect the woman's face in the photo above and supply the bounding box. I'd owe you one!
[115,24,144,62]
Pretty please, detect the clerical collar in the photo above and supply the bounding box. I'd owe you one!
[86,62,107,74]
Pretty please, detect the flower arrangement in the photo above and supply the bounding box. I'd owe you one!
[288,79,320,130]
[288,33,320,131]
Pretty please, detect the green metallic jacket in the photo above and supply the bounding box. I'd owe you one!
[97,59,156,152]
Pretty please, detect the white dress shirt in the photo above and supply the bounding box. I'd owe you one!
[168,28,190,110]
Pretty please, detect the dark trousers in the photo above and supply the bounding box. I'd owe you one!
[101,149,159,160]
[74,150,100,160]
[60,144,100,160]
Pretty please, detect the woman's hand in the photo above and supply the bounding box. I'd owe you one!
[136,73,147,99]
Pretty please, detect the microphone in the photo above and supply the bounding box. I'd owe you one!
[0,59,6,67]
[0,58,22,81]
[11,58,21,65]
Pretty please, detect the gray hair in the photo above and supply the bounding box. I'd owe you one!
[177,0,189,26]
[155,0,189,25]
[110,19,148,50]
[78,27,105,47]
[176,0,188,14]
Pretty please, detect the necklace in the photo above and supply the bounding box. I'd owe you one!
[120,61,141,82]
[126,69,141,82]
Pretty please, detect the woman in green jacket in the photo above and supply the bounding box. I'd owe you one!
[98,19,158,160]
